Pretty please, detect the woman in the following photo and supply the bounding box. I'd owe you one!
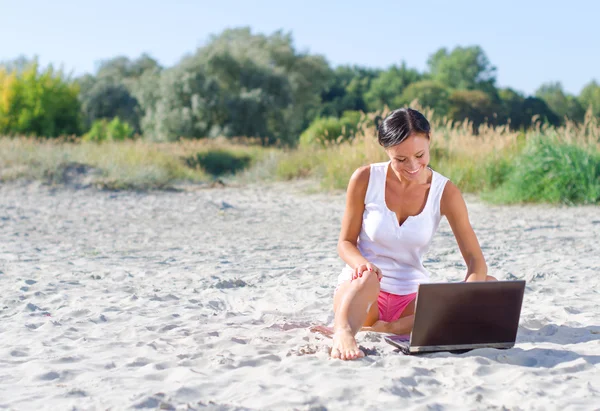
[331,108,496,361]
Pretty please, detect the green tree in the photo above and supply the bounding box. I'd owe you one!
[78,77,141,131]
[95,53,162,84]
[522,96,560,127]
[447,90,496,131]
[0,59,81,137]
[427,46,496,93]
[318,65,380,118]
[535,82,584,123]
[579,80,600,118]
[398,80,451,117]
[498,88,526,130]
[137,27,330,144]
[363,62,422,111]
[77,54,161,132]
[565,96,585,123]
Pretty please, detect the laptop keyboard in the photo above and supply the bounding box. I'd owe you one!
[387,334,410,343]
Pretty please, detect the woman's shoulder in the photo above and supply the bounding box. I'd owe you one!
[370,161,389,170]
[434,171,463,216]
[349,161,388,183]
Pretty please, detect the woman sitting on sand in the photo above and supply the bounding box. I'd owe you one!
[330,108,496,361]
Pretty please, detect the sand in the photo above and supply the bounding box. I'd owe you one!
[0,180,599,410]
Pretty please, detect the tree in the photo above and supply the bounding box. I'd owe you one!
[95,53,162,82]
[78,77,141,131]
[447,90,496,131]
[317,65,380,118]
[77,54,162,132]
[399,80,451,117]
[535,82,584,123]
[134,58,222,141]
[498,88,526,130]
[137,27,330,144]
[201,27,331,139]
[579,80,600,118]
[522,96,560,127]
[363,62,422,111]
[565,96,585,123]
[427,46,496,93]
[0,60,81,137]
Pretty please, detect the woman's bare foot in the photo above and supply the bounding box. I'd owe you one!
[331,329,365,360]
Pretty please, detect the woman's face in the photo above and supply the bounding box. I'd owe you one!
[385,133,430,181]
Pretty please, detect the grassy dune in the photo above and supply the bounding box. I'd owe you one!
[0,137,270,190]
[1,111,599,204]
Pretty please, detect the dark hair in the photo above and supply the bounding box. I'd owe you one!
[377,108,431,148]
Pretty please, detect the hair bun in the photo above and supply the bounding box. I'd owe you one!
[374,115,383,130]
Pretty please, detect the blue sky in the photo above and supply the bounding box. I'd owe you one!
[1,0,598,96]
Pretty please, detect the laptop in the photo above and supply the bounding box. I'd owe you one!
[384,280,526,355]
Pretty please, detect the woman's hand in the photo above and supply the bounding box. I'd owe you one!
[351,262,382,282]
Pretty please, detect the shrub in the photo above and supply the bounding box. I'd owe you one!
[82,117,135,142]
[488,133,600,204]
[0,60,81,137]
[299,110,364,147]
[185,149,252,176]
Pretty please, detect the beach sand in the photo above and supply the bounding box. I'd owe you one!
[0,180,599,410]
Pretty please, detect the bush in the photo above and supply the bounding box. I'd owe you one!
[483,155,515,191]
[488,134,600,204]
[0,60,81,137]
[82,117,135,142]
[299,110,364,147]
[185,149,252,176]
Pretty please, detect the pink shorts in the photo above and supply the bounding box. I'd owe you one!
[377,290,417,322]
[334,267,417,321]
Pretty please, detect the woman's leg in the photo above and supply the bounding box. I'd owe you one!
[362,295,416,335]
[331,269,380,360]
[466,274,498,282]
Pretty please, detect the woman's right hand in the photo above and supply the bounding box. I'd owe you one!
[352,262,382,282]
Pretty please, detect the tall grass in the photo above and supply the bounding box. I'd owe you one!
[271,107,600,204]
[485,125,600,204]
[273,108,522,191]
[0,137,270,190]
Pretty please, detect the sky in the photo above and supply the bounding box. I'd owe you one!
[1,0,598,96]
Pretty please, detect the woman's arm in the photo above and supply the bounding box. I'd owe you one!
[440,181,488,282]
[337,166,371,270]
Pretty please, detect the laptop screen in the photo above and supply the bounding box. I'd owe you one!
[410,281,525,347]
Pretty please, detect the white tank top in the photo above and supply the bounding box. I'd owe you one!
[347,161,449,295]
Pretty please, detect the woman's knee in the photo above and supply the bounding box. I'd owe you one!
[334,270,380,307]
[350,269,380,295]
[466,273,499,282]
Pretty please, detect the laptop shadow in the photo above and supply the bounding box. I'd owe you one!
[429,347,600,369]
[391,324,600,368]
[413,324,600,368]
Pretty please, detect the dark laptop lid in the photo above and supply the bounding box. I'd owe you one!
[410,281,526,349]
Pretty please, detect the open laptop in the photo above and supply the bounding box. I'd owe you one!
[384,280,526,355]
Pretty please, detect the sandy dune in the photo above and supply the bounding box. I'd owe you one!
[0,180,599,410]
